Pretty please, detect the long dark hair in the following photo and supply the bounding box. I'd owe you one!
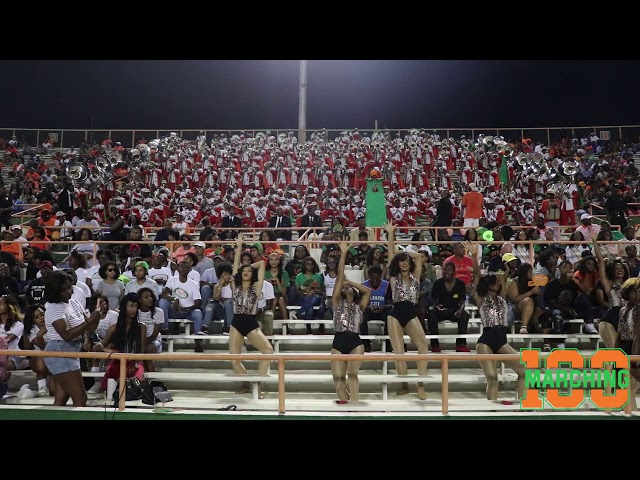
[388,252,415,278]
[44,271,72,304]
[23,303,44,335]
[113,293,142,353]
[476,273,502,297]
[137,287,157,320]
[234,264,259,287]
[516,263,535,295]
[0,295,21,332]
[268,254,284,281]
[365,246,386,267]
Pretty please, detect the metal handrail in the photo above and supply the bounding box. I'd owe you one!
[3,349,636,414]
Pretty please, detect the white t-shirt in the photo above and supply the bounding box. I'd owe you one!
[95,310,119,341]
[173,269,201,284]
[323,272,337,297]
[28,324,43,351]
[165,276,201,308]
[258,280,275,309]
[44,300,86,342]
[148,267,173,295]
[0,320,24,350]
[72,285,86,311]
[221,284,232,300]
[86,265,103,291]
[74,268,89,285]
[138,308,165,338]
[76,280,91,299]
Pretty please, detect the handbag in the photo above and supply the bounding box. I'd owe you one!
[141,380,170,405]
[112,376,143,402]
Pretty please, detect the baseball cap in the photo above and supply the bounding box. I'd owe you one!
[11,225,22,231]
[193,241,206,248]
[404,245,419,254]
[55,211,65,217]
[251,242,264,255]
[128,244,141,252]
[580,214,592,221]
[40,261,54,269]
[502,253,517,264]
[134,260,150,272]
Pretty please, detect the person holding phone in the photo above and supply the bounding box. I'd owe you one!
[42,271,101,407]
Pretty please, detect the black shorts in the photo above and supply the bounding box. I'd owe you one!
[232,314,260,337]
[332,331,364,355]
[390,302,418,328]
[618,339,633,356]
[600,306,621,331]
[478,326,508,354]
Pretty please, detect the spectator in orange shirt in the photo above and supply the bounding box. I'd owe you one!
[1,230,22,261]
[461,184,484,228]
[38,210,56,238]
[29,226,51,252]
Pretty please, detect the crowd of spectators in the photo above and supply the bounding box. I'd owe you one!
[1,128,640,400]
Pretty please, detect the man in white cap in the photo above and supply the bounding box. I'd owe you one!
[575,213,600,241]
[461,183,484,228]
[54,211,73,240]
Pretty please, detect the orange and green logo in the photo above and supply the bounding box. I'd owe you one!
[520,348,630,410]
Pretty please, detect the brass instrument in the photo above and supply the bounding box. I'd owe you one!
[66,163,88,183]
[129,148,141,161]
[562,159,579,176]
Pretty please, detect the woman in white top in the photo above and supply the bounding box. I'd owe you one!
[137,287,165,373]
[42,271,101,407]
[565,231,592,265]
[70,228,99,268]
[0,296,25,372]
[21,304,52,397]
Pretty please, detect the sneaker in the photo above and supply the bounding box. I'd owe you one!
[556,343,566,349]
[222,326,230,336]
[455,346,471,353]
[87,382,102,395]
[543,344,551,352]
[289,311,297,320]
[519,327,528,334]
[431,345,442,353]
[37,387,50,397]
[584,323,598,334]
[194,341,204,353]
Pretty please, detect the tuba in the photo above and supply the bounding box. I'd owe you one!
[136,143,151,158]
[95,156,112,173]
[562,160,579,176]
[108,151,122,166]
[129,148,141,161]
[66,163,88,183]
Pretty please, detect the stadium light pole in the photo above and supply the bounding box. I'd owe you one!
[298,60,307,145]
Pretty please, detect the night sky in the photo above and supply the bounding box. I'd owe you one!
[1,60,639,132]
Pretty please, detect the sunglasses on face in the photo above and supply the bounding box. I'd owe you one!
[107,268,116,272]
